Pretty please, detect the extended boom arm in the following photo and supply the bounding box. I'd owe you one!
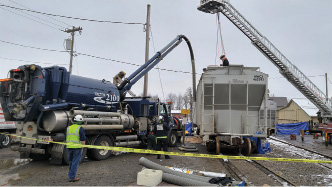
[117,35,196,101]
[198,0,332,119]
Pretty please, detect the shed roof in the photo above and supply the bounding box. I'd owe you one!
[269,97,288,109]
[291,98,319,117]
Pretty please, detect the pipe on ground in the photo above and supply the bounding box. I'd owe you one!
[139,157,211,183]
[162,172,216,186]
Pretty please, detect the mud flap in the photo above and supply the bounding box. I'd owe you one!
[50,144,65,164]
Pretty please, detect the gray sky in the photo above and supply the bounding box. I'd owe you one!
[0,0,331,103]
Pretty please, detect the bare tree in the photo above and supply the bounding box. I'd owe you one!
[183,88,191,109]
[166,93,177,110]
[175,93,184,110]
[184,87,193,121]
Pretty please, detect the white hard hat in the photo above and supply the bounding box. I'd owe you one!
[159,116,163,120]
[74,115,84,122]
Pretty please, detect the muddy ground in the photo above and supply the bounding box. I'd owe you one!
[0,135,331,186]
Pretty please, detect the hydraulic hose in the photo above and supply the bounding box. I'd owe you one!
[139,157,211,183]
[179,35,196,102]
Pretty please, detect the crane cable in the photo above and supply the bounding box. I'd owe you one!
[216,12,226,65]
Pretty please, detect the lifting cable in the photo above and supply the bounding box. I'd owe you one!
[215,12,226,65]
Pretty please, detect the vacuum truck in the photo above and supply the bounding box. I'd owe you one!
[0,35,196,164]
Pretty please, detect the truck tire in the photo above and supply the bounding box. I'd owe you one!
[62,146,87,165]
[168,130,177,147]
[90,135,113,161]
[0,132,11,148]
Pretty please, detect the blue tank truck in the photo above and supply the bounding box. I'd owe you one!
[0,35,196,164]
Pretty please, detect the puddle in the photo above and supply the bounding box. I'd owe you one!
[0,159,30,186]
[0,159,30,171]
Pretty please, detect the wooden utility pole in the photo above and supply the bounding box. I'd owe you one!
[143,4,151,97]
[65,26,82,74]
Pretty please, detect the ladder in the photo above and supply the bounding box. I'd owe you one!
[198,0,332,117]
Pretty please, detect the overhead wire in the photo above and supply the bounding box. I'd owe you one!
[0,39,67,53]
[0,39,201,75]
[0,4,145,25]
[8,0,71,27]
[150,26,165,101]
[0,56,67,65]
[0,6,64,31]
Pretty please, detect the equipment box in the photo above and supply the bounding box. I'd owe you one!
[137,169,162,186]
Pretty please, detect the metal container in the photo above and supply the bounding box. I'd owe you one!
[194,65,268,143]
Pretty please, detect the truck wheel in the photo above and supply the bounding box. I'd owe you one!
[0,132,11,148]
[62,145,87,165]
[90,135,113,161]
[168,130,177,147]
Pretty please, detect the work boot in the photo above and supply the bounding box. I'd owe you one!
[165,155,171,159]
[69,178,80,182]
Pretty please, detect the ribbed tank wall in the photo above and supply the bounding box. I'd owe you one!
[195,65,268,136]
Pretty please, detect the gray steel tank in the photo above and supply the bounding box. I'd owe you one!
[193,65,268,149]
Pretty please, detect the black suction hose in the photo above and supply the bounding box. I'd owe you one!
[179,35,196,102]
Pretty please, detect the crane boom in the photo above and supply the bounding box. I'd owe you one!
[198,0,332,118]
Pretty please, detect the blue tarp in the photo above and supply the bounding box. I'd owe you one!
[244,132,267,154]
[276,121,309,135]
[184,122,194,136]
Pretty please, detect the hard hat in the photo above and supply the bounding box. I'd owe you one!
[220,55,225,59]
[74,115,84,122]
[159,116,163,120]
[120,71,126,75]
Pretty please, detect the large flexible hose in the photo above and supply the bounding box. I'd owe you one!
[139,157,211,183]
[162,172,216,186]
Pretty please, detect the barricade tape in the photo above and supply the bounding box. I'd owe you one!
[1,132,332,164]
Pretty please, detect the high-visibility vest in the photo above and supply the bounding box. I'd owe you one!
[66,124,82,149]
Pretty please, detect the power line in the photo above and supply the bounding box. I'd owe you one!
[0,7,64,31]
[0,39,200,75]
[0,56,67,65]
[269,75,325,79]
[8,0,71,27]
[150,26,165,101]
[0,3,145,25]
[0,39,67,53]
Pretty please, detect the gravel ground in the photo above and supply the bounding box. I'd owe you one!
[256,137,332,186]
[1,136,331,186]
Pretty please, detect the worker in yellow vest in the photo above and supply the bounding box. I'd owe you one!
[66,114,86,182]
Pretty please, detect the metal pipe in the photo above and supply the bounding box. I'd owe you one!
[70,110,121,117]
[162,173,215,186]
[80,125,123,130]
[115,141,141,146]
[139,157,211,183]
[84,118,120,124]
[115,135,138,141]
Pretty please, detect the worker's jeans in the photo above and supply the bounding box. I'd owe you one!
[68,148,81,180]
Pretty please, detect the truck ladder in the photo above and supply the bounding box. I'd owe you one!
[198,0,332,117]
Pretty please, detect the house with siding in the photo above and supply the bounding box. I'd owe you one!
[277,98,319,124]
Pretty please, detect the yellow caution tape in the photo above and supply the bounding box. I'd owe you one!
[1,132,332,164]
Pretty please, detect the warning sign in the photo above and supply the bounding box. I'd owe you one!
[181,109,190,115]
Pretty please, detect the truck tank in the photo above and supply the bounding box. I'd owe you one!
[193,65,268,155]
[0,64,121,122]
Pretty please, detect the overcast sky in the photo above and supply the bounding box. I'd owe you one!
[0,0,331,103]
